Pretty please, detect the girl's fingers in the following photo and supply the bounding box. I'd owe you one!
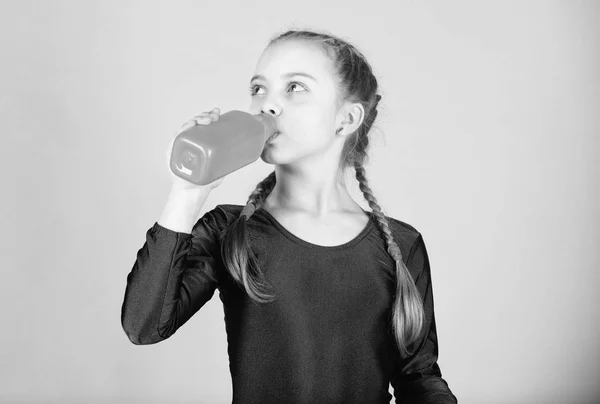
[177,108,220,134]
[177,119,197,134]
[192,108,220,122]
[207,109,220,121]
[179,115,208,129]
[194,115,212,125]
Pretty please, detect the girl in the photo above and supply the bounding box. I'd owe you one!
[122,29,458,404]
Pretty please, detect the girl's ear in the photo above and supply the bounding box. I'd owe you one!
[337,102,365,136]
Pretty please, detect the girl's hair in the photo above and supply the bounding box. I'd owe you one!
[220,29,425,357]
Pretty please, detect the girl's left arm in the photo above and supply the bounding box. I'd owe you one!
[390,234,458,404]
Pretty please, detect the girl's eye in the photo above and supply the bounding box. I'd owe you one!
[288,83,303,92]
[248,85,260,96]
[248,82,306,96]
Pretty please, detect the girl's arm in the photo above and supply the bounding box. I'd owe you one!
[391,234,458,403]
[121,207,226,345]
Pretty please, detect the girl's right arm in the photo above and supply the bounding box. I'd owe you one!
[121,108,228,345]
[121,205,226,345]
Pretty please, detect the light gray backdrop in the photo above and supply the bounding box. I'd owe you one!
[1,0,598,403]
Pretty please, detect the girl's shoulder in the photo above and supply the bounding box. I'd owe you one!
[187,204,244,239]
[385,215,420,237]
[379,214,423,255]
[202,204,244,230]
[213,203,244,216]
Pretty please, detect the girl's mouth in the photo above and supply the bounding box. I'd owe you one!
[267,132,280,142]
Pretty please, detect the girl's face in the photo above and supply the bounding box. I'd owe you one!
[248,40,344,165]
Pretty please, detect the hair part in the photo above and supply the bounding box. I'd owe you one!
[220,29,425,357]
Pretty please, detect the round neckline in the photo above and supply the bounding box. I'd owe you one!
[256,207,374,250]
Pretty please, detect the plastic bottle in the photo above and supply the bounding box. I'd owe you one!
[169,110,278,186]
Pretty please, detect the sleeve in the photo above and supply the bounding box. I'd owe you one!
[120,207,225,345]
[390,234,458,404]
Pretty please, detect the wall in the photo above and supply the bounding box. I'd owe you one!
[1,0,598,403]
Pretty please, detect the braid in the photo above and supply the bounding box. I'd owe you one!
[220,171,278,304]
[240,171,277,220]
[363,94,381,131]
[354,164,425,356]
[354,165,402,262]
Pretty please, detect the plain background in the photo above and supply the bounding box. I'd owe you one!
[1,0,598,403]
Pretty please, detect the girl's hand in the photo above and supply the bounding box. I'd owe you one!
[166,107,225,191]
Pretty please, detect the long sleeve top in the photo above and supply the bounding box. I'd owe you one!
[121,204,457,404]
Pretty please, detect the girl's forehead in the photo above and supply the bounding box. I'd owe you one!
[254,41,332,80]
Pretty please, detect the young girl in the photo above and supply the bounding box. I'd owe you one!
[122,29,458,404]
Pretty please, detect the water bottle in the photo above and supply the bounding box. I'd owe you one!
[169,110,278,186]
